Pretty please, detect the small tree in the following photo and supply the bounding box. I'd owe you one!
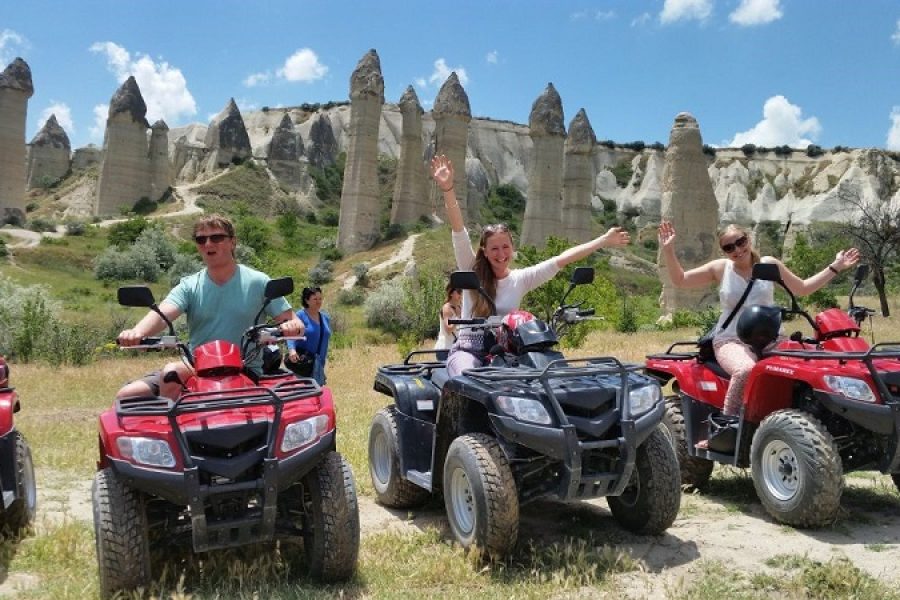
[834,158,900,316]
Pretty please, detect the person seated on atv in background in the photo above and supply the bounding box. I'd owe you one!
[430,154,631,376]
[658,220,859,417]
[116,214,304,400]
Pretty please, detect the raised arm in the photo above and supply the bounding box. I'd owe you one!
[431,155,464,233]
[658,221,721,288]
[774,248,860,297]
[554,226,631,268]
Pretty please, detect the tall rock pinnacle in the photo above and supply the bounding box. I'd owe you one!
[26,114,71,189]
[390,86,429,225]
[521,83,566,247]
[432,72,472,219]
[0,57,34,224]
[561,108,596,243]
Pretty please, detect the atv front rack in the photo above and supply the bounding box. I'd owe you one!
[464,356,648,420]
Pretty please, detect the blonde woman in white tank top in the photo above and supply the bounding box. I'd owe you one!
[658,221,859,417]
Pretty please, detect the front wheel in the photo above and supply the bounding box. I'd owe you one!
[303,452,360,582]
[1,432,36,533]
[92,468,151,599]
[750,410,843,527]
[443,434,518,558]
[368,407,429,508]
[608,426,682,534]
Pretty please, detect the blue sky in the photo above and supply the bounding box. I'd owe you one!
[3,0,899,151]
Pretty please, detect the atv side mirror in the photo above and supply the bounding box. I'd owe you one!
[265,277,294,300]
[449,271,481,290]
[751,263,782,282]
[571,267,595,286]
[118,286,156,307]
[853,264,869,284]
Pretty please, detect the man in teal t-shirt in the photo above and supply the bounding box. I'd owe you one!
[116,215,303,400]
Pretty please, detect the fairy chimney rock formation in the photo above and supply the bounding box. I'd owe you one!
[432,72,472,219]
[338,49,384,253]
[390,86,429,225]
[95,76,152,216]
[0,58,34,224]
[305,113,338,169]
[521,83,566,247]
[72,144,101,171]
[267,113,305,189]
[204,98,252,169]
[561,108,596,243]
[26,114,71,189]
[658,112,720,312]
[149,120,172,201]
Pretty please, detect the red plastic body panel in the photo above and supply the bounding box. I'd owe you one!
[193,340,243,375]
[815,308,859,338]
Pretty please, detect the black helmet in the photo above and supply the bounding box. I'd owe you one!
[737,305,782,351]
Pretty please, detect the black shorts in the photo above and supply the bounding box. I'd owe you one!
[129,371,162,397]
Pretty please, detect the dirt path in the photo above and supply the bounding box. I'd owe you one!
[339,233,421,290]
[29,464,900,598]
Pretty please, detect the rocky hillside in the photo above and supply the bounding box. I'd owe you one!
[162,103,899,228]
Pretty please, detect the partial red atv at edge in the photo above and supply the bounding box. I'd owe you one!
[0,355,36,534]
[92,277,359,599]
[646,263,900,527]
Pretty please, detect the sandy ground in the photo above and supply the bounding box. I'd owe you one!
[9,464,897,598]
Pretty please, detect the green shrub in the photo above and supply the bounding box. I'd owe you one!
[64,221,87,236]
[741,143,757,157]
[167,254,202,286]
[481,184,527,233]
[107,217,150,248]
[353,263,370,287]
[364,272,444,345]
[806,144,824,158]
[610,160,633,188]
[336,288,365,306]
[28,217,57,232]
[308,260,334,286]
[132,196,158,215]
[0,239,7,259]
[135,227,177,270]
[236,215,272,255]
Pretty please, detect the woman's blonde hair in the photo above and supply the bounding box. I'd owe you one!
[718,223,760,264]
[470,224,513,317]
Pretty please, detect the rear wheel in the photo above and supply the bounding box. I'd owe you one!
[303,452,360,582]
[608,426,681,534]
[1,432,36,533]
[750,410,843,527]
[92,467,151,599]
[662,396,714,489]
[368,407,429,508]
[443,434,518,558]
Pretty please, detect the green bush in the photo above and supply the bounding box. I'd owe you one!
[480,184,526,232]
[64,221,87,236]
[28,217,57,232]
[353,263,370,287]
[336,288,365,306]
[741,143,757,157]
[610,160,633,188]
[0,239,7,259]
[167,253,202,286]
[236,215,272,255]
[308,260,334,286]
[364,272,444,346]
[132,196,158,215]
[107,217,151,248]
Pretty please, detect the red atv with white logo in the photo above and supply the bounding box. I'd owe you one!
[645,263,900,527]
[92,278,359,599]
[0,355,36,534]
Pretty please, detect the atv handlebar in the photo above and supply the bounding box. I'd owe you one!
[119,335,181,351]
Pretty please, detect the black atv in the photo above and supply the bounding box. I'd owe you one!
[368,267,680,557]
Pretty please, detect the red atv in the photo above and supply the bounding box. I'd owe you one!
[646,263,900,527]
[0,355,36,533]
[92,277,359,599]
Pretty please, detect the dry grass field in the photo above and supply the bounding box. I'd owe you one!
[1,296,899,598]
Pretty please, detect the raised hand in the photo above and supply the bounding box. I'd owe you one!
[833,247,860,271]
[430,154,454,192]
[658,221,676,250]
[601,226,630,248]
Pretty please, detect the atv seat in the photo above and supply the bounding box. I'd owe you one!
[431,367,451,390]
[696,337,732,380]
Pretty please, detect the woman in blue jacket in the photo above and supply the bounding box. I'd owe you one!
[285,286,331,385]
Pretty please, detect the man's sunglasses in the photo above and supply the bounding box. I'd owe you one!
[194,234,232,245]
[720,235,748,253]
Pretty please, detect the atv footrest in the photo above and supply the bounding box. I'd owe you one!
[573,475,619,498]
[406,469,432,491]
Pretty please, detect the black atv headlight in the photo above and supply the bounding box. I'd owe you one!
[627,384,661,417]
[495,395,552,425]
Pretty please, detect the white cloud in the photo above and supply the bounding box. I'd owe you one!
[276,48,328,82]
[594,10,615,21]
[729,95,822,147]
[571,9,615,21]
[427,58,469,87]
[892,19,900,45]
[486,50,498,65]
[888,107,900,151]
[89,41,197,126]
[631,12,652,27]
[729,0,783,26]
[88,104,108,143]
[414,77,427,88]
[0,29,28,66]
[37,102,74,134]
[243,71,272,87]
[659,0,712,24]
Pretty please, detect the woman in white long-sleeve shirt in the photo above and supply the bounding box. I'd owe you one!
[430,154,631,376]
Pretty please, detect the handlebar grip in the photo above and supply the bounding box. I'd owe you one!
[449,318,484,325]
[577,309,595,317]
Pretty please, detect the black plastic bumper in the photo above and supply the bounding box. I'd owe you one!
[814,390,900,472]
[106,430,335,551]
[489,400,665,501]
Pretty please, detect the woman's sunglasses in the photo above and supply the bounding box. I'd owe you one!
[720,235,748,254]
[194,233,232,245]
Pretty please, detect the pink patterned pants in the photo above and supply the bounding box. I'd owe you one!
[712,338,758,416]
